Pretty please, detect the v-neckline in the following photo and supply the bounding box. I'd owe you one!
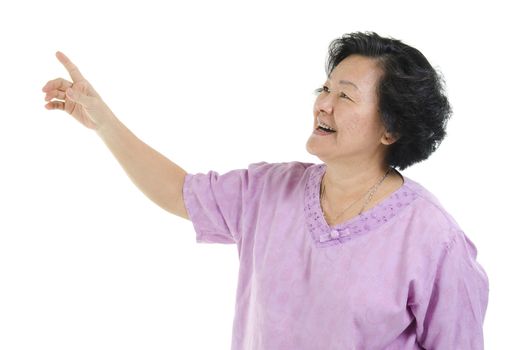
[304,163,418,247]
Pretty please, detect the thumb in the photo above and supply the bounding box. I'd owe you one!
[66,88,90,107]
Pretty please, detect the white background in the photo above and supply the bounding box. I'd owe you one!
[0,0,526,348]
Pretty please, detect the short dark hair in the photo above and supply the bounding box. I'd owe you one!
[325,31,452,170]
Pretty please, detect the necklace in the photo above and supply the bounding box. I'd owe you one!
[320,167,393,225]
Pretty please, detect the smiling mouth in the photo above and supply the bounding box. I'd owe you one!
[314,126,337,135]
[316,125,337,133]
[316,117,337,132]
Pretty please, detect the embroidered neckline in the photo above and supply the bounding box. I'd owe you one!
[304,163,418,247]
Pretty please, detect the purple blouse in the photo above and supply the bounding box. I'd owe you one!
[182,161,489,349]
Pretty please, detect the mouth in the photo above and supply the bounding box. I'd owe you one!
[313,126,337,135]
[315,125,337,133]
[316,117,337,133]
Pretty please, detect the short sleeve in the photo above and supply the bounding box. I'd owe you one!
[410,230,489,349]
[182,161,274,245]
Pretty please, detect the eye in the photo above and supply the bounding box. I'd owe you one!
[313,85,353,101]
[313,85,329,94]
[339,92,352,101]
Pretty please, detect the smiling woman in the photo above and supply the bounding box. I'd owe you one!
[182,32,488,349]
[42,31,488,350]
[307,33,452,172]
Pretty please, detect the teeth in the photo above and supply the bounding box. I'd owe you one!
[317,120,336,131]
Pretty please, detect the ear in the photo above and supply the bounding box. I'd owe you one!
[381,132,399,146]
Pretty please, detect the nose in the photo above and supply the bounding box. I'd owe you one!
[314,90,336,115]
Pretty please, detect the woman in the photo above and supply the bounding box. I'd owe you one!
[42,31,489,349]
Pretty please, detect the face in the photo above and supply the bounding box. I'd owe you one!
[305,54,396,165]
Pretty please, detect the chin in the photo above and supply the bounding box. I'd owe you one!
[305,135,316,152]
[305,139,328,161]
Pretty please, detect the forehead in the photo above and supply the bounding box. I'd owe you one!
[328,55,384,92]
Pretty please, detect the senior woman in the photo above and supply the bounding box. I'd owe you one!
[42,31,489,349]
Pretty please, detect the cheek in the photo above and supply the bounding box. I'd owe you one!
[339,123,361,140]
[338,113,362,135]
[339,115,380,142]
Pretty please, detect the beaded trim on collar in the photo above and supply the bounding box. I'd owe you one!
[304,164,418,247]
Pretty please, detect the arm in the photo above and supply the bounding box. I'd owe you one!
[42,51,189,220]
[96,115,190,219]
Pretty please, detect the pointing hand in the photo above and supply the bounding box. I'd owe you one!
[42,51,115,131]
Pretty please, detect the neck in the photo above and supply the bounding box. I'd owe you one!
[322,160,392,201]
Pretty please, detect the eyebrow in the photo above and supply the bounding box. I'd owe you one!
[338,79,359,90]
[326,77,360,91]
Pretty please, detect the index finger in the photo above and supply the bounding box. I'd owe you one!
[55,51,86,82]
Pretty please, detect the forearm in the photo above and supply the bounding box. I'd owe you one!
[96,115,187,215]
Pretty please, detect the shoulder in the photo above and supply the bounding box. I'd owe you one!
[405,177,487,283]
[248,160,315,172]
[243,161,316,198]
[401,176,466,244]
[247,160,315,182]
